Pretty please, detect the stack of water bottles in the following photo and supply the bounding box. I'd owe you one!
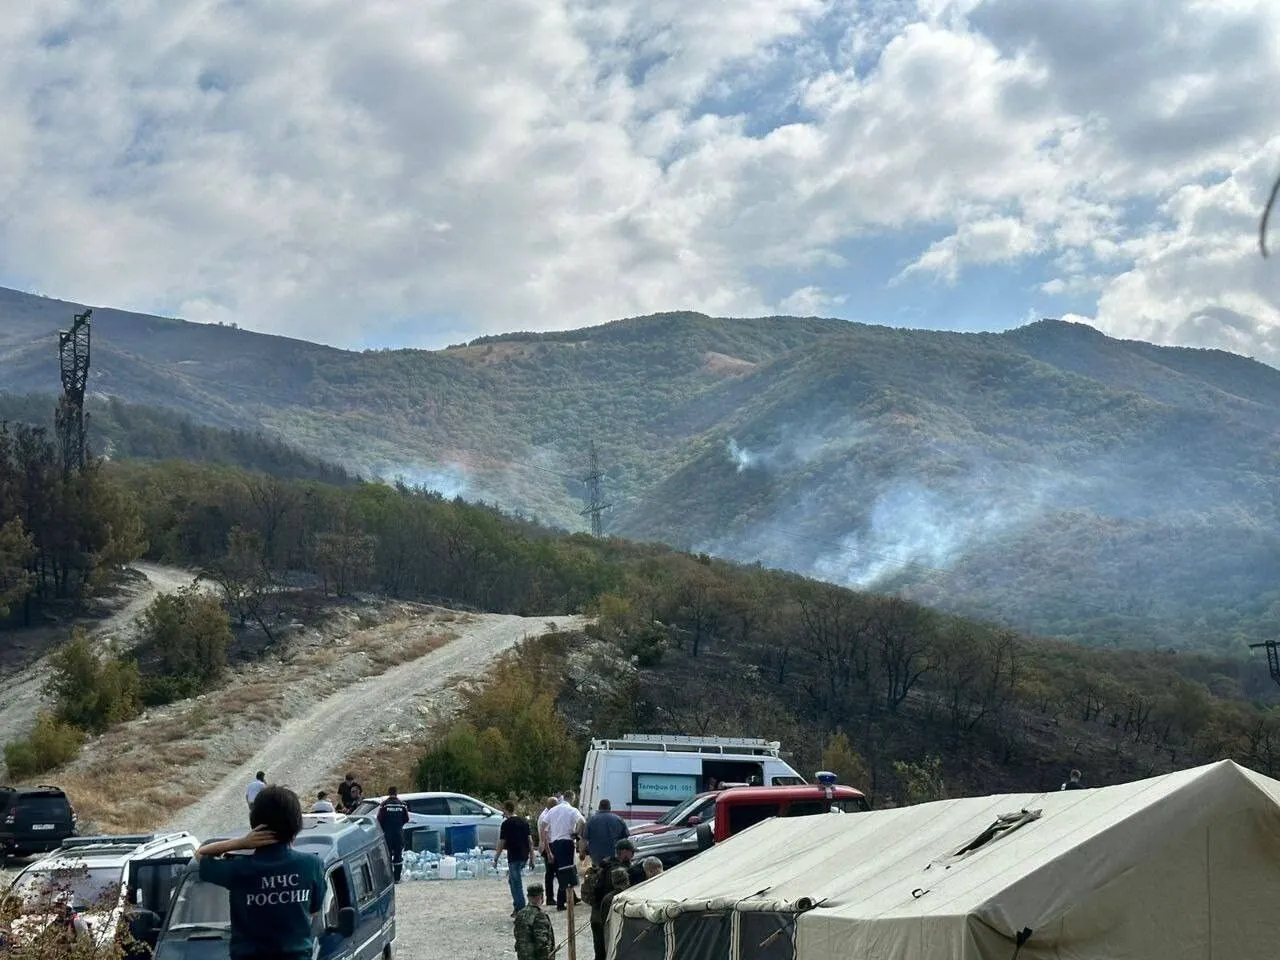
[401,837,540,882]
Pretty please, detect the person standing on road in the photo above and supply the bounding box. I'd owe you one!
[495,801,534,916]
[584,799,629,867]
[245,771,267,819]
[536,797,558,906]
[338,773,360,811]
[514,883,555,960]
[376,787,411,883]
[1061,769,1085,790]
[544,794,585,911]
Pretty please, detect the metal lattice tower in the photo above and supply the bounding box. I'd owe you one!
[580,441,612,538]
[1249,641,1280,688]
[55,309,92,477]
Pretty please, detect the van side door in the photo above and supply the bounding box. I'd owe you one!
[318,863,356,960]
[125,858,192,948]
[346,853,391,960]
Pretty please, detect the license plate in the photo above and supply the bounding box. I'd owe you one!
[31,824,55,831]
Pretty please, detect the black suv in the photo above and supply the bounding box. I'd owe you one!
[0,785,76,859]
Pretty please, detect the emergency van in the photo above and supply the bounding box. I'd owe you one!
[578,734,806,824]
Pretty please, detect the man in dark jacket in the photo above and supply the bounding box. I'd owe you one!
[588,839,646,960]
[584,799,629,866]
[376,787,411,882]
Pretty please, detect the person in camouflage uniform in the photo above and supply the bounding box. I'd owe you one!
[514,882,556,960]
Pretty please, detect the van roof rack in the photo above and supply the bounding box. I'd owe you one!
[61,834,156,850]
[590,734,782,757]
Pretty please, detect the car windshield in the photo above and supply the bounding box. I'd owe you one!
[166,878,230,932]
[12,865,119,911]
[353,801,378,816]
[656,795,706,826]
[832,799,866,813]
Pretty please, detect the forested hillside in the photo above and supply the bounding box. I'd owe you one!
[2,401,1280,800]
[6,286,1280,652]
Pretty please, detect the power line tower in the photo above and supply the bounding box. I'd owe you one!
[580,441,611,538]
[56,309,92,478]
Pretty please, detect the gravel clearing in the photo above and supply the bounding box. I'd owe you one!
[395,875,588,960]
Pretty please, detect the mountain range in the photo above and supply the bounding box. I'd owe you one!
[4,285,1280,654]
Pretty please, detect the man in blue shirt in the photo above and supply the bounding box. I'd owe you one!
[583,800,629,866]
[195,785,327,960]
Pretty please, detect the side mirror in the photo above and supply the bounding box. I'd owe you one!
[695,824,714,852]
[685,815,702,826]
[336,907,357,938]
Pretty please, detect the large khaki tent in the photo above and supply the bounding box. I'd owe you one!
[608,760,1280,960]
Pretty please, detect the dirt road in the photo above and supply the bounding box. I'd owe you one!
[0,563,197,754]
[165,613,585,841]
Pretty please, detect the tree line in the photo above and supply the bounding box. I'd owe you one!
[4,413,1280,801]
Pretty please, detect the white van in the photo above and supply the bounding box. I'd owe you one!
[578,734,806,825]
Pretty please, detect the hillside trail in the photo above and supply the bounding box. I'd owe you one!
[0,563,198,748]
[165,612,586,841]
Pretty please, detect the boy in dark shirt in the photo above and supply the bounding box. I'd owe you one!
[195,785,327,960]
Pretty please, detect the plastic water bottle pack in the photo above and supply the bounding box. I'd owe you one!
[400,847,510,881]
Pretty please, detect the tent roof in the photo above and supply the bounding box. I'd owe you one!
[615,760,1280,926]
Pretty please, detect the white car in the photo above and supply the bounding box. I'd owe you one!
[4,832,198,948]
[352,792,502,848]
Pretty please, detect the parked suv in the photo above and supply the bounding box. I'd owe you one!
[632,776,867,868]
[0,785,77,860]
[352,791,502,847]
[3,832,199,948]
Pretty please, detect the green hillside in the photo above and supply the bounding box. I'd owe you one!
[5,286,1280,652]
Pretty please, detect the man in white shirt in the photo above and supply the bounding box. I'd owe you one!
[311,791,335,813]
[543,795,585,911]
[245,771,267,817]
[536,797,558,905]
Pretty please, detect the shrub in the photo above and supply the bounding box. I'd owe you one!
[892,755,946,805]
[4,712,85,778]
[820,731,871,791]
[135,586,232,705]
[414,640,582,799]
[43,632,141,733]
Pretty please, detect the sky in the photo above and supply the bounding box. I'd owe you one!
[2,0,1280,358]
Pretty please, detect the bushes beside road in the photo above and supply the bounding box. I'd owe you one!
[3,589,233,776]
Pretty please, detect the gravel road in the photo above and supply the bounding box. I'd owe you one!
[0,563,197,750]
[165,613,586,840]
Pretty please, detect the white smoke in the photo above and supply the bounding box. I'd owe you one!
[727,438,765,472]
[811,483,1027,588]
[384,463,470,499]
[724,428,862,474]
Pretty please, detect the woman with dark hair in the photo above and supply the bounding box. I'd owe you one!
[195,786,327,960]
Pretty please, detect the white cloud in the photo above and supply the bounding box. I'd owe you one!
[0,0,1278,353]
[778,285,845,314]
[897,216,1040,283]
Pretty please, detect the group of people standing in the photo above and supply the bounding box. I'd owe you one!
[243,771,410,881]
[509,794,664,960]
[244,771,368,817]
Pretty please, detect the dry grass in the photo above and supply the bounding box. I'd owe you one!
[57,750,204,834]
[359,631,450,668]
